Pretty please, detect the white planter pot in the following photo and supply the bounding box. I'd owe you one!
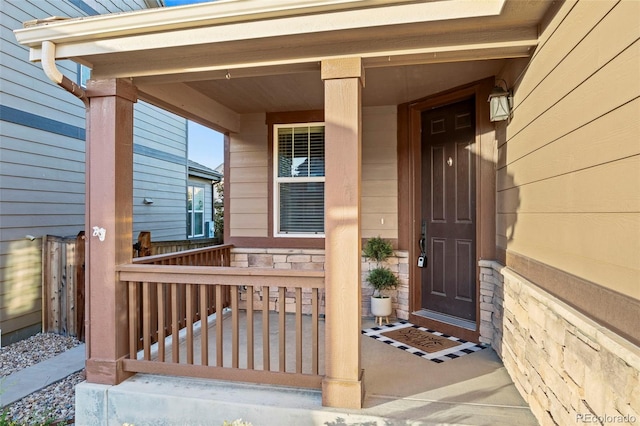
[370,296,392,318]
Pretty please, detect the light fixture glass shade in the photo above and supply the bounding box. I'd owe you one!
[488,86,511,122]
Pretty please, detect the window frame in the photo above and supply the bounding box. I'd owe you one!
[78,64,91,88]
[187,184,206,238]
[273,122,325,238]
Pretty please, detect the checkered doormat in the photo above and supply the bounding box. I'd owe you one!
[362,321,486,363]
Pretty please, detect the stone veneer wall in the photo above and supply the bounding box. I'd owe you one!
[479,260,639,426]
[230,248,409,320]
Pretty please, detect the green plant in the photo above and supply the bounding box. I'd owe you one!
[363,236,398,298]
[367,266,398,297]
[363,236,393,262]
[0,408,17,426]
[223,420,252,426]
[0,410,57,426]
[213,181,224,240]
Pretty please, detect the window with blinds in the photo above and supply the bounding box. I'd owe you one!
[187,184,205,238]
[274,123,325,236]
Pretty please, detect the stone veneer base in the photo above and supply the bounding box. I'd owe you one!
[230,248,409,321]
[479,260,639,426]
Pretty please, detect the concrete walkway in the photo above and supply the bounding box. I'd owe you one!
[76,315,538,425]
[0,344,85,407]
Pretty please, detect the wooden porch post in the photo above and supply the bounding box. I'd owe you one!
[321,57,365,409]
[84,78,137,385]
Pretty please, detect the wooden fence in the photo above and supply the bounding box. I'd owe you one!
[42,231,224,341]
[42,232,85,340]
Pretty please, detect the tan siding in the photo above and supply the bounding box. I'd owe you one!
[498,0,640,299]
[499,156,640,214]
[228,108,399,240]
[501,213,639,298]
[362,106,398,239]
[362,179,397,195]
[508,1,636,139]
[508,0,620,136]
[504,41,639,165]
[497,99,640,189]
[229,150,267,168]
[229,198,268,214]
[229,113,269,237]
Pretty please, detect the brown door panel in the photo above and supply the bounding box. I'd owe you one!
[420,98,476,321]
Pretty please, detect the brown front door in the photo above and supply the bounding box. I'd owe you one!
[420,98,476,321]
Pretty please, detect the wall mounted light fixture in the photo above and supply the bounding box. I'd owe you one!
[488,79,512,122]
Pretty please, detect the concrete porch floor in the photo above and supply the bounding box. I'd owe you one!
[76,313,538,425]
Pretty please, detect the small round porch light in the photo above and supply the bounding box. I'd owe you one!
[488,80,512,122]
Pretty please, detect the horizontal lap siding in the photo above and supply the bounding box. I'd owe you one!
[498,0,640,299]
[229,113,269,237]
[1,0,183,342]
[1,2,88,342]
[133,104,188,241]
[362,106,398,239]
[228,108,398,240]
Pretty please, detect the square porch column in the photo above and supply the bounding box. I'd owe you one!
[84,78,137,385]
[321,57,365,409]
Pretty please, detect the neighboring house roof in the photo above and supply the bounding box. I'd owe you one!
[188,159,222,182]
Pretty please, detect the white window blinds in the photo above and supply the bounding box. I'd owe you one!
[275,124,325,235]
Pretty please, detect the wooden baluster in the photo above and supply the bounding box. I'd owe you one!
[143,281,151,360]
[312,288,319,375]
[179,283,186,329]
[186,284,194,364]
[151,282,159,347]
[296,287,302,374]
[246,285,254,370]
[262,286,270,371]
[279,287,286,372]
[215,285,224,367]
[128,281,138,361]
[157,284,165,362]
[171,283,179,363]
[231,286,239,368]
[200,284,208,366]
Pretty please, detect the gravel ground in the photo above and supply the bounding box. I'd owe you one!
[1,333,83,424]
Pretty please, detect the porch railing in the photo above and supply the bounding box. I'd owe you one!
[117,264,325,389]
[133,243,232,266]
[131,244,233,349]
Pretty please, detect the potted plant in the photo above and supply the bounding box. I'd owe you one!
[363,236,398,325]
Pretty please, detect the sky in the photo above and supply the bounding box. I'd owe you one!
[187,121,224,171]
[164,0,224,172]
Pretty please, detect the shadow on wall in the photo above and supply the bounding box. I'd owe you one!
[495,121,520,254]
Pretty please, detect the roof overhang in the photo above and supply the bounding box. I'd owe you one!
[14,0,556,132]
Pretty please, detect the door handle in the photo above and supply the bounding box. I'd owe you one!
[418,219,428,268]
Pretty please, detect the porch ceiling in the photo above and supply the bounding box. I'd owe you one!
[14,0,557,132]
